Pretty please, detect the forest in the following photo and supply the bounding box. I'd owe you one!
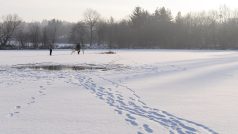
[1,5,238,49]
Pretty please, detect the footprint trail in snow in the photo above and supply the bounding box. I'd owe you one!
[72,73,218,134]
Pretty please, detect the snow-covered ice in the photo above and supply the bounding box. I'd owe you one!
[0,49,238,134]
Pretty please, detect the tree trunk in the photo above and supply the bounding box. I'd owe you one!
[90,25,93,46]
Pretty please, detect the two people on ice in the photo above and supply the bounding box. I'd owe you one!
[49,42,83,56]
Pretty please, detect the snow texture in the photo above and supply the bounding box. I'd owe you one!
[0,49,238,134]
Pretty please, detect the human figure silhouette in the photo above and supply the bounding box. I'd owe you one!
[49,44,53,56]
[76,43,81,54]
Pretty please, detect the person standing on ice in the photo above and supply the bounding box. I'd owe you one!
[49,44,53,56]
[76,43,81,54]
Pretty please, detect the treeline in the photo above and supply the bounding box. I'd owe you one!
[0,15,72,49]
[1,6,238,49]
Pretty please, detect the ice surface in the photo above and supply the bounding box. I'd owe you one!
[0,49,238,134]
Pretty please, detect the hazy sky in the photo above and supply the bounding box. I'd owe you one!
[0,0,237,22]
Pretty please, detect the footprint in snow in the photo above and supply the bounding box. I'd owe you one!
[126,114,136,120]
[27,97,36,105]
[114,109,123,115]
[125,118,138,126]
[15,106,21,109]
[8,113,14,117]
[143,124,153,133]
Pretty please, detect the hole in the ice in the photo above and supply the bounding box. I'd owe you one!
[13,65,106,71]
[12,64,127,71]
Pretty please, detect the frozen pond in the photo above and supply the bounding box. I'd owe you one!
[0,49,238,134]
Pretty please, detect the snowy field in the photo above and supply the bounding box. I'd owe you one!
[0,49,238,134]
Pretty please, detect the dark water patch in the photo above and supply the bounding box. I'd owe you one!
[12,63,127,71]
[12,63,128,71]
[13,65,105,71]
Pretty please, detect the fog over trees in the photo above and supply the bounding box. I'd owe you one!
[0,14,21,49]
[1,6,238,49]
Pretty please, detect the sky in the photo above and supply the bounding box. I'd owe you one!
[0,0,237,22]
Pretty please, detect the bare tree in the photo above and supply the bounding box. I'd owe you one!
[84,9,100,46]
[69,22,88,53]
[219,5,231,23]
[15,23,30,49]
[69,22,87,44]
[41,26,49,48]
[47,19,61,47]
[29,23,41,49]
[0,14,21,48]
